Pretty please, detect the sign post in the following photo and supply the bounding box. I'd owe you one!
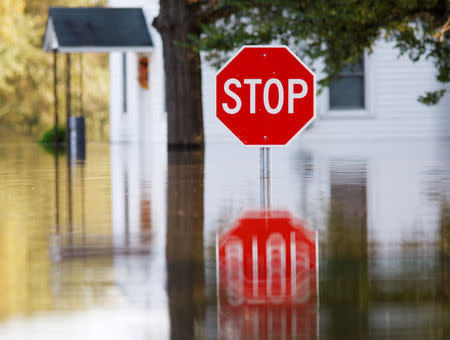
[216,45,316,206]
[260,146,271,210]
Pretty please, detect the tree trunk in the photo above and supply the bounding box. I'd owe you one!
[154,1,204,150]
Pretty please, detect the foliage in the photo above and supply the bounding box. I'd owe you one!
[38,126,65,144]
[193,0,449,104]
[0,0,108,138]
[38,126,66,154]
[418,89,446,105]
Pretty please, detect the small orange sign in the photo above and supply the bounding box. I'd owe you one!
[139,57,149,89]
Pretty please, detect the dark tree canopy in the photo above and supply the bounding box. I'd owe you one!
[193,0,449,104]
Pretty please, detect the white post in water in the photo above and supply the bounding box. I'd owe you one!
[260,147,271,210]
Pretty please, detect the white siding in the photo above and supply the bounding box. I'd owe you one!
[299,39,450,141]
[109,0,165,143]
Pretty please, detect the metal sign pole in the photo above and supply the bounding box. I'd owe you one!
[260,147,271,211]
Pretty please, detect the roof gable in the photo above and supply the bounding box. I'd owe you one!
[43,7,153,52]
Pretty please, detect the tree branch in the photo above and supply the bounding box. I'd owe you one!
[197,5,238,25]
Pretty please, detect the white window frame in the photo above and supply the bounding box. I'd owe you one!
[319,52,375,119]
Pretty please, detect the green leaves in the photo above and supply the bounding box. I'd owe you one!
[418,89,446,105]
[196,0,449,105]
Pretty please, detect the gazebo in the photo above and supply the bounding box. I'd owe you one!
[43,7,153,157]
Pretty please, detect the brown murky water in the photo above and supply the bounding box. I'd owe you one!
[0,139,448,339]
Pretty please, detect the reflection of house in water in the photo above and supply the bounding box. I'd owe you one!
[296,140,449,336]
[51,163,152,259]
[441,204,450,300]
[110,143,153,250]
[49,143,167,309]
[322,161,370,337]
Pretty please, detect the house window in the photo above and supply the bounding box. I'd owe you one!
[122,53,127,113]
[329,59,364,110]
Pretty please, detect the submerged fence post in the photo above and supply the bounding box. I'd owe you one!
[53,49,58,146]
[79,53,83,117]
[65,53,71,160]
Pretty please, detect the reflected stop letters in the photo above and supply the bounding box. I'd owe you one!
[218,210,318,339]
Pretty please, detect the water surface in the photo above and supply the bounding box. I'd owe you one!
[0,138,448,339]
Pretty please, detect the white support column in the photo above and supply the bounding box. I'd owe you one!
[109,52,128,142]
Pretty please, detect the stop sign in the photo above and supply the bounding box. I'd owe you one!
[216,46,315,145]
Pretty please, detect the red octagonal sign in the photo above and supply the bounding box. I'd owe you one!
[216,46,315,145]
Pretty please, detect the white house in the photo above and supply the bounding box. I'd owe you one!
[108,0,449,143]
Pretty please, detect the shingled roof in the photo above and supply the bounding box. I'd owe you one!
[43,7,153,52]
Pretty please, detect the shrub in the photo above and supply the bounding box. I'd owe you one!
[39,126,65,145]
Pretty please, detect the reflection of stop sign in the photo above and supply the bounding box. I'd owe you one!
[216,46,315,145]
[218,210,318,305]
[217,210,318,339]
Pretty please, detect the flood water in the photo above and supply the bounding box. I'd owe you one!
[0,138,449,339]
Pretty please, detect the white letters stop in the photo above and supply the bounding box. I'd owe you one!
[222,78,308,114]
